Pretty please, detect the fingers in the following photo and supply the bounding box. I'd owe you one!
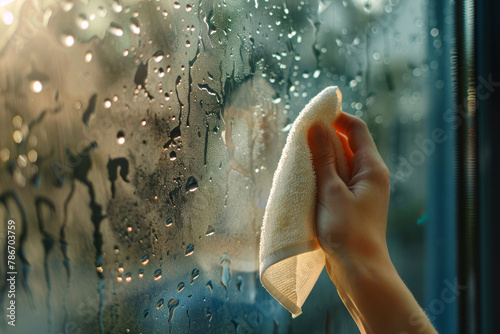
[334,112,390,188]
[307,123,347,195]
[334,112,385,169]
[334,112,377,155]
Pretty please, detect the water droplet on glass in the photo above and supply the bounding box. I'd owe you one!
[220,254,231,293]
[3,11,14,25]
[205,225,215,236]
[207,309,212,321]
[117,131,125,145]
[112,0,123,13]
[77,14,89,30]
[177,282,185,292]
[236,275,243,292]
[166,217,173,227]
[190,269,199,284]
[125,273,131,282]
[17,155,27,168]
[130,17,140,35]
[185,176,198,192]
[313,69,321,78]
[153,50,164,62]
[98,6,107,17]
[169,151,176,161]
[31,80,43,93]
[157,298,164,309]
[185,40,191,47]
[104,99,111,108]
[271,93,281,104]
[143,309,150,318]
[167,299,179,324]
[61,0,74,12]
[186,4,193,11]
[281,123,292,133]
[206,281,213,291]
[13,130,23,144]
[108,22,124,37]
[138,269,144,278]
[85,51,92,63]
[363,2,371,13]
[12,115,22,128]
[62,34,75,47]
[141,254,149,265]
[0,148,10,162]
[185,244,194,256]
[154,269,162,280]
[173,2,181,9]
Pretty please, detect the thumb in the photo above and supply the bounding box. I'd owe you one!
[307,123,343,188]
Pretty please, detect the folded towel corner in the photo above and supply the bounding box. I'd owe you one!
[259,86,349,317]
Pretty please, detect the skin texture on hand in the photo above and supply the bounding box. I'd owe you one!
[307,112,437,334]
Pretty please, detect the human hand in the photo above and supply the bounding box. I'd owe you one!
[307,111,391,276]
[307,112,437,334]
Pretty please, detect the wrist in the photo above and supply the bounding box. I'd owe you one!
[324,236,394,281]
[326,249,437,334]
[327,245,397,291]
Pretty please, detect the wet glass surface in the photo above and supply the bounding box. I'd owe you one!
[0,0,440,332]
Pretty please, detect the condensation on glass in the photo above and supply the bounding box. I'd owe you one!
[0,0,434,333]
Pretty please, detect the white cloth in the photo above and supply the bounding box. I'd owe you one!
[259,86,349,317]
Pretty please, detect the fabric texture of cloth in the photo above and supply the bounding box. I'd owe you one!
[259,86,350,317]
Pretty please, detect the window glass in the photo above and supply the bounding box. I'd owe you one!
[0,0,435,332]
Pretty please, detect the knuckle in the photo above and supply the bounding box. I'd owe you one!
[352,118,369,132]
[367,165,391,186]
[379,166,391,182]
